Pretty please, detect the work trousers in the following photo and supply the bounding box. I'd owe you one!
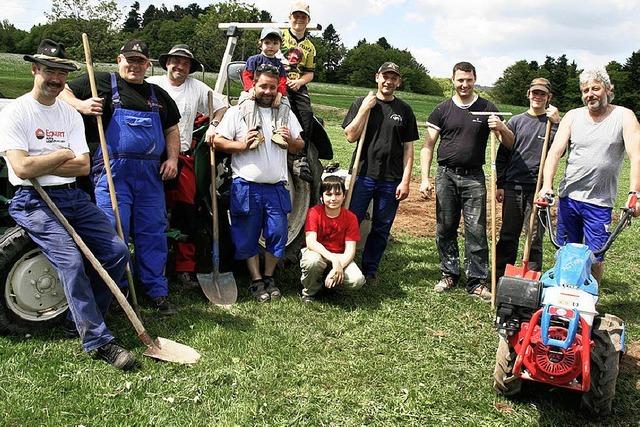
[300,248,365,296]
[9,187,128,351]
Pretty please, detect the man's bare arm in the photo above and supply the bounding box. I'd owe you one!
[540,109,574,196]
[51,153,90,177]
[5,149,76,179]
[343,93,376,143]
[419,126,440,199]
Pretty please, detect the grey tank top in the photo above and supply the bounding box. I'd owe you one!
[558,106,625,207]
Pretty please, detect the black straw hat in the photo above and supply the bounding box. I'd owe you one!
[158,44,202,74]
[23,39,78,72]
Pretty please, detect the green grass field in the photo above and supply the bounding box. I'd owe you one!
[1,53,639,426]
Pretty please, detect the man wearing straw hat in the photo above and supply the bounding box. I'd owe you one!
[147,44,227,289]
[343,61,419,286]
[60,39,181,315]
[0,39,135,369]
[492,78,560,278]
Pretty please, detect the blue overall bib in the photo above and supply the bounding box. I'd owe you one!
[93,73,168,298]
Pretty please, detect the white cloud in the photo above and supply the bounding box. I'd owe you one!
[404,12,425,23]
[367,0,406,15]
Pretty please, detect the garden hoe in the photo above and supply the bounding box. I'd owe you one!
[196,92,238,307]
[81,33,141,318]
[470,111,512,307]
[344,91,373,209]
[503,119,553,281]
[31,179,201,364]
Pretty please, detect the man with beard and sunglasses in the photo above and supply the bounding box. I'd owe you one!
[0,39,134,370]
[213,65,304,302]
[540,68,640,282]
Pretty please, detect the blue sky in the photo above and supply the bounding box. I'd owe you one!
[4,0,640,86]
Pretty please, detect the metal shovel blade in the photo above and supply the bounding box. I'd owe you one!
[197,272,238,307]
[143,337,201,364]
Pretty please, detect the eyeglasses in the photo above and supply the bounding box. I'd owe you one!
[256,64,280,75]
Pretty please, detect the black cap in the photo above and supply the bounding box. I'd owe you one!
[158,44,202,74]
[120,39,149,59]
[23,39,78,72]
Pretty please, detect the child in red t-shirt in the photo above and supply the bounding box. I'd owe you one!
[300,175,365,302]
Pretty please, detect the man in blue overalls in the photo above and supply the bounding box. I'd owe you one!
[61,40,181,315]
[0,39,134,369]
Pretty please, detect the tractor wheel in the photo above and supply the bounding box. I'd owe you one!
[0,227,67,334]
[581,314,624,416]
[493,336,522,396]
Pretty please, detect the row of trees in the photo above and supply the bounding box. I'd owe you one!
[0,0,442,96]
[493,52,640,115]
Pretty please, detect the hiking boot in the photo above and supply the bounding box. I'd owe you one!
[249,280,270,303]
[151,296,178,316]
[271,132,289,149]
[177,272,200,289]
[263,277,281,300]
[292,156,313,183]
[470,283,492,302]
[94,341,136,371]
[62,319,79,339]
[434,275,456,293]
[365,274,378,287]
[301,294,316,304]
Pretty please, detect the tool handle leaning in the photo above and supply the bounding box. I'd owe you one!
[208,92,221,275]
[344,91,373,209]
[490,131,497,308]
[30,179,151,344]
[522,119,553,262]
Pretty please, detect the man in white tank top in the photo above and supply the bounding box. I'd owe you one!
[540,68,640,281]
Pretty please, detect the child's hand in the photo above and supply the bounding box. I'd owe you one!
[273,92,282,108]
[248,87,256,100]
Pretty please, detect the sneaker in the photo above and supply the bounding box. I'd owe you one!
[434,275,456,293]
[292,156,313,183]
[151,296,178,316]
[263,277,281,300]
[177,272,200,289]
[271,133,289,149]
[301,294,316,304]
[249,280,270,303]
[470,283,492,302]
[365,274,378,287]
[62,319,79,339]
[94,341,136,370]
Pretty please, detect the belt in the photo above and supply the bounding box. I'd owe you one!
[17,182,77,190]
[180,150,193,156]
[442,165,483,176]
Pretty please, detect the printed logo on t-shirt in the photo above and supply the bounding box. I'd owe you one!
[37,128,66,144]
[35,128,45,139]
[390,114,403,124]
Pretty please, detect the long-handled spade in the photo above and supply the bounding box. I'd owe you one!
[81,33,140,317]
[504,119,553,280]
[344,92,373,209]
[470,111,513,308]
[196,92,237,306]
[30,179,201,364]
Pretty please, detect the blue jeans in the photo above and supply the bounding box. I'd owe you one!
[9,187,129,352]
[435,166,488,291]
[349,176,400,277]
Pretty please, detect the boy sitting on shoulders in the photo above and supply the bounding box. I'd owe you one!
[300,175,365,302]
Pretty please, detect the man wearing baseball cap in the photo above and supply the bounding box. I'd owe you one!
[343,62,419,285]
[490,77,561,278]
[147,44,227,289]
[60,39,182,315]
[0,39,134,369]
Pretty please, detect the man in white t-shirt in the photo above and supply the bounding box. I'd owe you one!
[214,65,304,302]
[0,40,134,370]
[147,45,227,288]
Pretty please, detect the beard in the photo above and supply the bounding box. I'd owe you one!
[255,95,274,108]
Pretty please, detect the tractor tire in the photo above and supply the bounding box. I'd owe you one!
[0,227,67,334]
[280,142,322,264]
[581,314,624,416]
[493,336,522,396]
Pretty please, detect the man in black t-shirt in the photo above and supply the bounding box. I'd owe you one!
[419,62,510,301]
[60,39,181,315]
[343,62,419,284]
[493,78,560,278]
